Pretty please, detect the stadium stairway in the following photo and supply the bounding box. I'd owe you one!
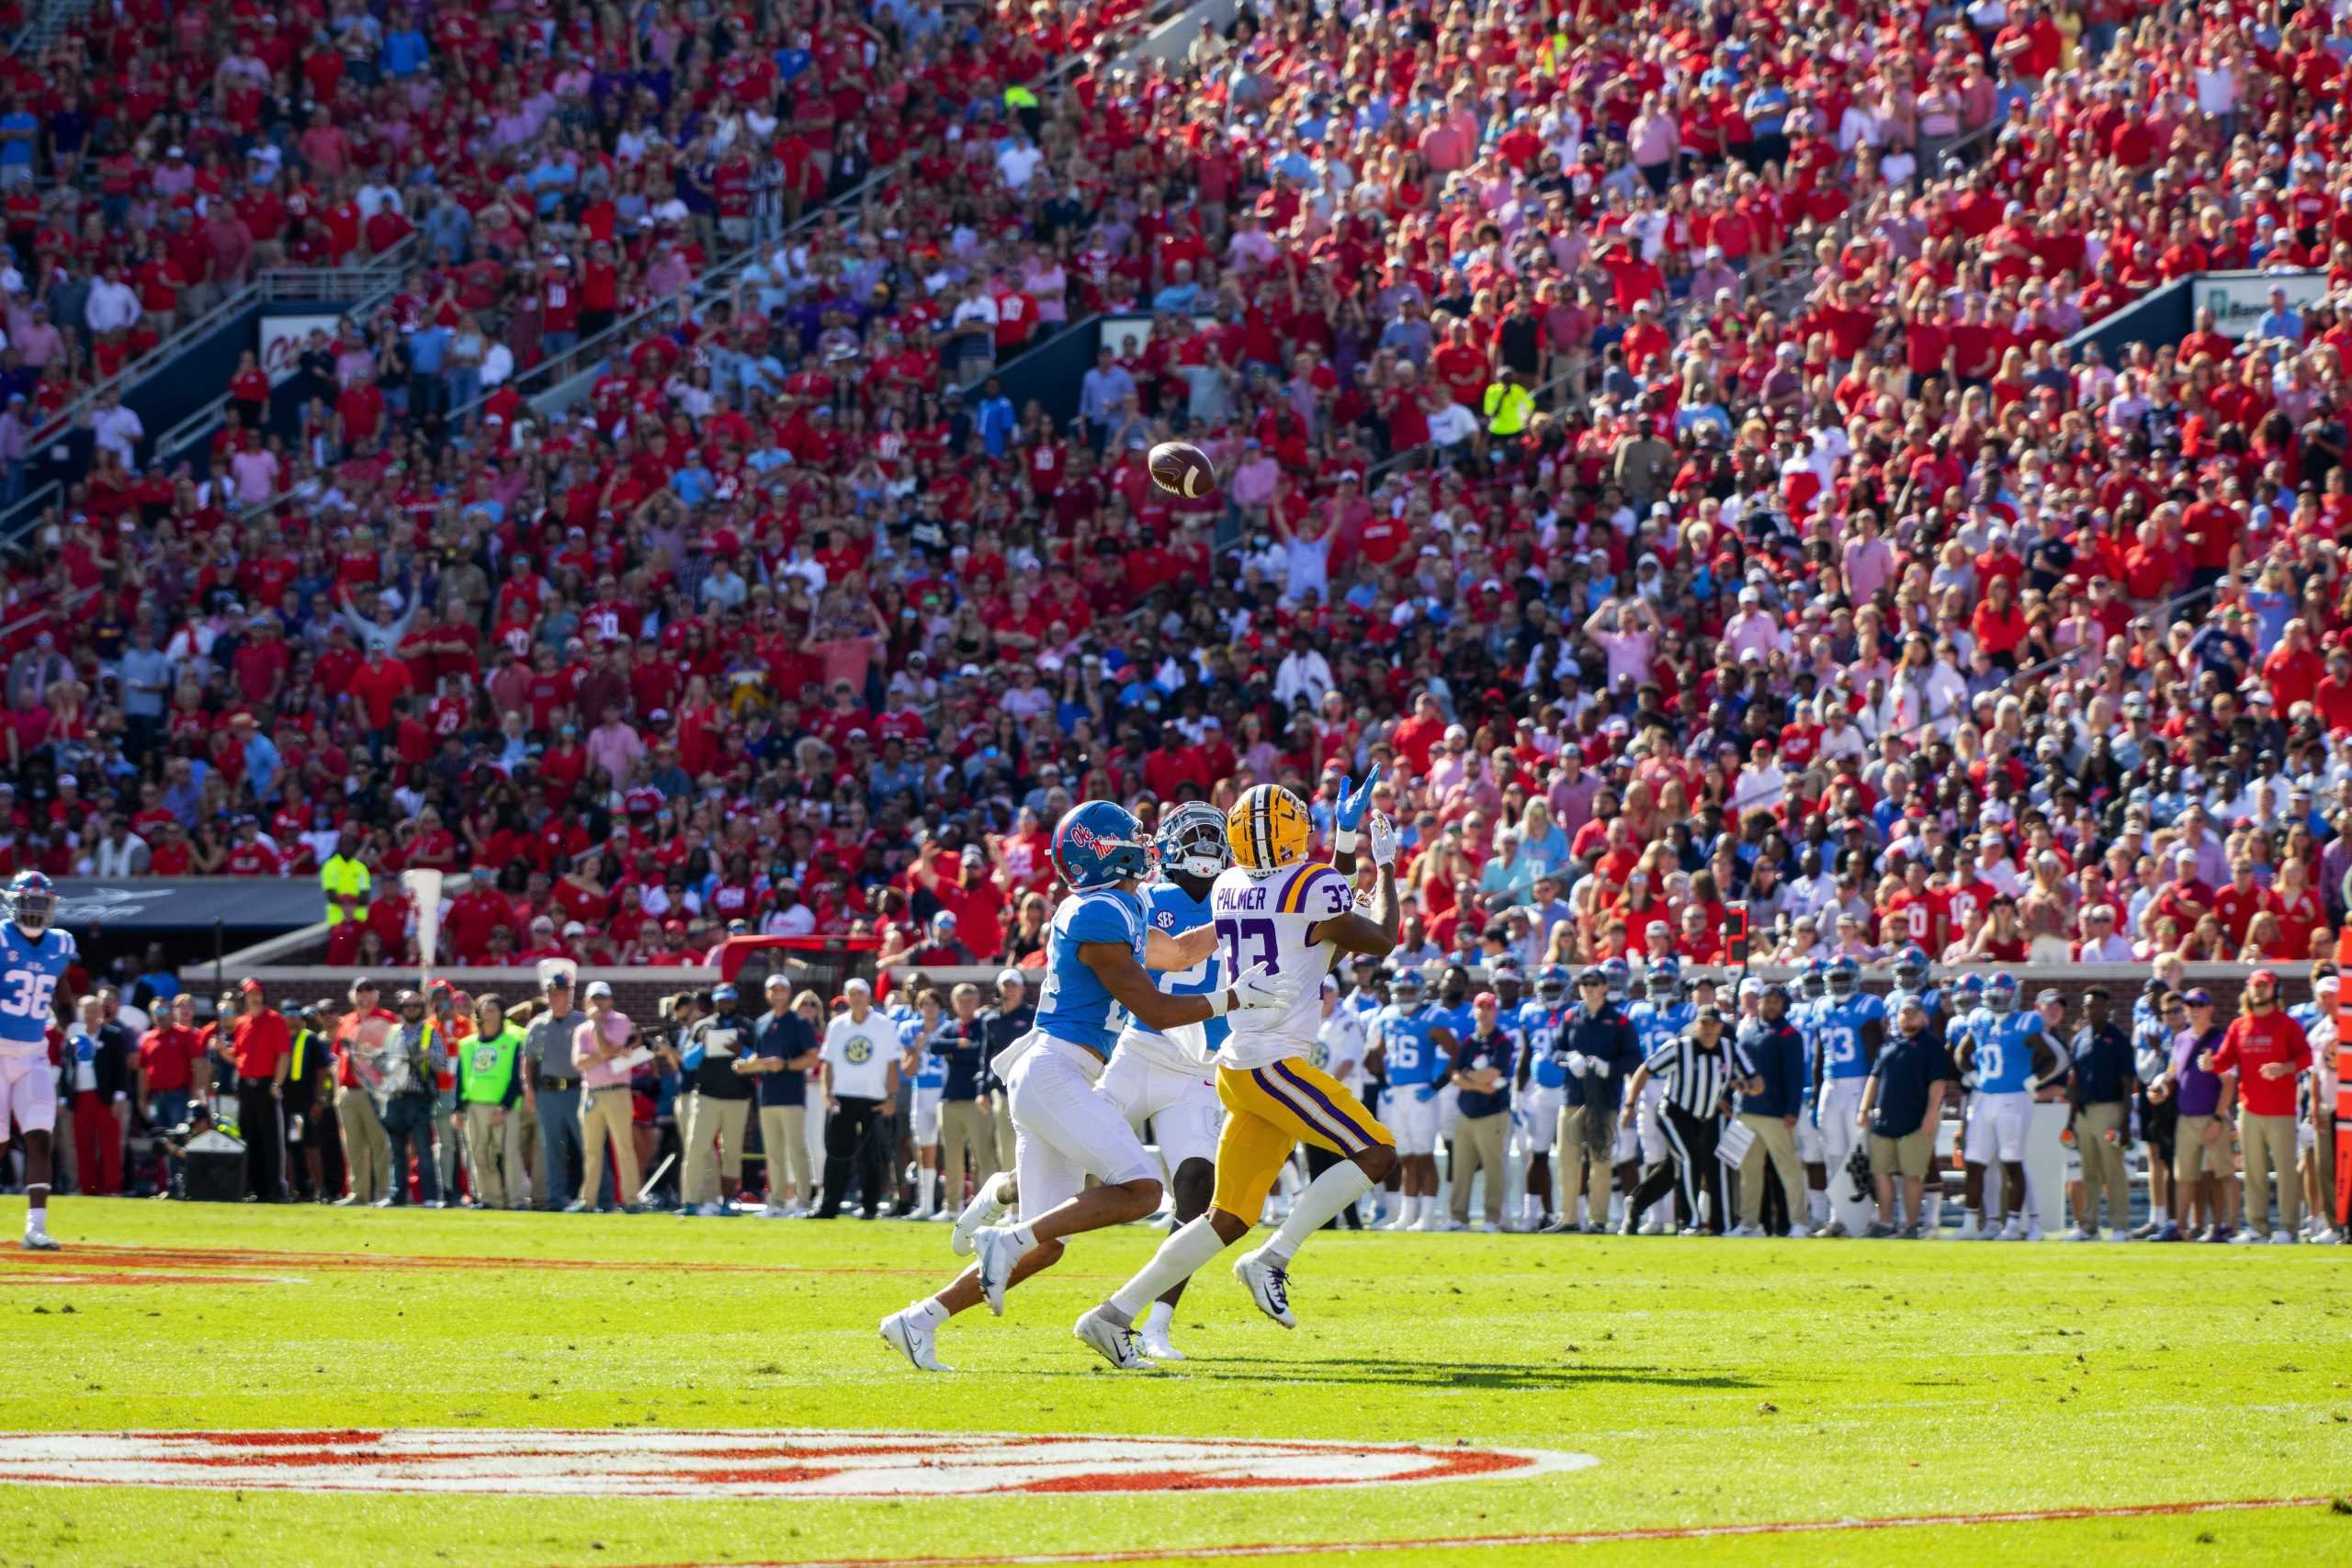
[0,240,420,556]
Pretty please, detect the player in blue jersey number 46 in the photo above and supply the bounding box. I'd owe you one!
[0,872,70,1250]
[878,801,1298,1371]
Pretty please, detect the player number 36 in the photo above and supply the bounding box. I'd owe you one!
[0,968,56,1020]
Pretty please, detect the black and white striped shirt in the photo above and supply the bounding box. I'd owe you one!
[1643,1033,1736,1118]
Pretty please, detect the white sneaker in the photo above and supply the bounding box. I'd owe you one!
[1723,1224,1761,1238]
[2228,1231,2263,1245]
[1137,1321,1186,1362]
[1996,1221,2025,1241]
[2312,1227,2342,1244]
[21,1228,58,1252]
[2022,1224,2046,1242]
[1785,1224,1813,1239]
[925,1209,954,1223]
[1818,1220,1850,1239]
[2061,1226,2095,1242]
[690,1200,726,1217]
[951,1172,1014,1258]
[878,1304,951,1372]
[1233,1247,1296,1328]
[2108,1229,2136,1241]
[1073,1307,1155,1370]
[1407,1215,1439,1233]
[1379,1211,1414,1232]
[1636,1218,1668,1236]
[761,1205,793,1220]
[1954,1214,1982,1241]
[2271,1232,2299,1246]
[972,1225,1031,1315]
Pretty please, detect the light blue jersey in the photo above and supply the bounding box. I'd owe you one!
[1519,1000,1572,1089]
[1374,1004,1451,1090]
[1033,886,1148,1058]
[900,1017,948,1089]
[1629,998,1693,1055]
[0,921,73,1055]
[1817,992,1886,1080]
[1134,879,1229,1057]
[1973,1011,2045,1094]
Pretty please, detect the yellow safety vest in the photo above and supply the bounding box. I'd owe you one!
[1004,85,1038,110]
[1484,380,1532,437]
[320,855,371,923]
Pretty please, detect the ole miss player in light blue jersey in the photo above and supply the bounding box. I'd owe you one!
[1953,972,2059,1241]
[896,991,954,1220]
[880,800,1295,1373]
[1888,946,1944,1040]
[1097,802,1233,1362]
[1512,965,1575,1229]
[1810,956,1888,1232]
[0,872,68,1250]
[1367,968,1454,1232]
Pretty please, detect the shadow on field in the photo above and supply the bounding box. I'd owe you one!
[1125,1356,1759,1392]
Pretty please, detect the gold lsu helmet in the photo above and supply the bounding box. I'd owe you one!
[1227,784,1312,873]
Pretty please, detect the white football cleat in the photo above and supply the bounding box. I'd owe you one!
[951,1172,1014,1258]
[1073,1307,1156,1370]
[2022,1224,2046,1242]
[878,1304,951,1372]
[972,1224,1030,1315]
[2060,1226,2095,1242]
[1954,1214,1982,1241]
[1233,1247,1296,1328]
[1996,1220,2025,1241]
[20,1228,58,1252]
[1785,1224,1813,1239]
[1137,1320,1186,1362]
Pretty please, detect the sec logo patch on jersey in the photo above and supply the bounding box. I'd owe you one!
[1155,908,1176,929]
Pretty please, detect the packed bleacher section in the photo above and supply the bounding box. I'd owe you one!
[6,0,2352,986]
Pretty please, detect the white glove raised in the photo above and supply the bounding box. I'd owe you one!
[1216,960,1300,1014]
[1366,809,1399,869]
[1566,1050,1590,1078]
[1589,1056,1612,1077]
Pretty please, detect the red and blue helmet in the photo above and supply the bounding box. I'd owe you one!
[8,870,54,936]
[1051,801,1154,891]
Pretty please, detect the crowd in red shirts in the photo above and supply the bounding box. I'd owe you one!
[10,0,2352,981]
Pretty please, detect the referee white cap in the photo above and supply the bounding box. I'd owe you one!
[996,969,1027,989]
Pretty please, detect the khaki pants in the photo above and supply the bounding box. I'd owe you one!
[2239,1110,2301,1237]
[989,1089,1017,1175]
[461,1103,523,1209]
[939,1096,996,1210]
[759,1105,811,1206]
[2073,1101,2129,1230]
[1869,1125,1934,1179]
[337,1085,390,1202]
[2313,1113,2337,1230]
[578,1087,640,1207]
[1449,1111,1508,1224]
[516,1099,539,1190]
[682,1092,752,1205]
[2174,1114,2224,1184]
[1557,1104,1614,1220]
[1736,1113,1806,1228]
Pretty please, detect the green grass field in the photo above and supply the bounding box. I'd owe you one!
[1,1201,2350,1567]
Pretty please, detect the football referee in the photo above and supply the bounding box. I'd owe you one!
[1619,1007,1736,1235]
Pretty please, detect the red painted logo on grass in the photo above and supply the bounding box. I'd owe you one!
[0,1430,1597,1498]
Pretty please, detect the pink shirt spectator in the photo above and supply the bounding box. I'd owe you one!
[573,1013,636,1088]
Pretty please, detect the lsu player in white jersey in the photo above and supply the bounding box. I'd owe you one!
[1075,776,1401,1369]
[0,872,68,1250]
[1098,801,1233,1361]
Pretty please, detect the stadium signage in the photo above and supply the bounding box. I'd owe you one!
[0,1430,1597,1498]
[2199,269,2328,339]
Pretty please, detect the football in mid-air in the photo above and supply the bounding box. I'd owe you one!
[1148,440,1216,499]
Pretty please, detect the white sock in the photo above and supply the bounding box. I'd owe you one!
[922,1169,939,1212]
[2152,1204,2169,1225]
[1005,1222,1037,1251]
[1807,1191,1829,1226]
[1267,1160,1376,1263]
[913,1296,950,1326]
[26,1197,45,1232]
[1107,1216,1226,1322]
[1925,1193,1942,1229]
[1144,1299,1175,1337]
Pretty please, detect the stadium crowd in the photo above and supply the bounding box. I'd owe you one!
[4,0,2352,1010]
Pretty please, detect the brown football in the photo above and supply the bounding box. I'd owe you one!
[1148,440,1216,500]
